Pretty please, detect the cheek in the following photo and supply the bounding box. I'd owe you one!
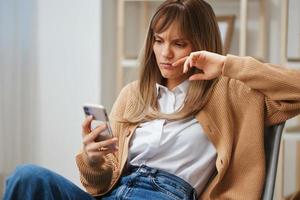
[153,45,160,59]
[173,48,191,60]
[182,48,192,57]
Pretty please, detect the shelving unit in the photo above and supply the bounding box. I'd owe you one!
[275,2,300,198]
[276,130,300,198]
[116,0,268,92]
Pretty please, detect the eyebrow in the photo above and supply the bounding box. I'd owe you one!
[153,33,187,41]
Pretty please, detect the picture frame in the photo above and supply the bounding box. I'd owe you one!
[286,0,300,62]
[217,15,236,55]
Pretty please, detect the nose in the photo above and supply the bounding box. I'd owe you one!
[161,44,173,59]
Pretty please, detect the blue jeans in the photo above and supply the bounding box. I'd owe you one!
[103,165,197,200]
[3,164,197,200]
[3,164,96,200]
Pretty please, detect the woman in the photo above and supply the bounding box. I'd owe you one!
[4,0,300,199]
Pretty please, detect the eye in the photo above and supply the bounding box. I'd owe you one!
[154,38,163,43]
[175,42,187,47]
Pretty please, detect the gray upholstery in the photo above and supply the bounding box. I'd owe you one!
[261,122,285,200]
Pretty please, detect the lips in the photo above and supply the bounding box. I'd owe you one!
[160,63,173,69]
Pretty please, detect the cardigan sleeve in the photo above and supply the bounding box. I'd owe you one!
[75,82,134,196]
[222,55,300,126]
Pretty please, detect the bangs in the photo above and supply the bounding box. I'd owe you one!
[151,3,188,38]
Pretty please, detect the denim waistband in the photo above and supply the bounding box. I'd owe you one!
[127,164,197,198]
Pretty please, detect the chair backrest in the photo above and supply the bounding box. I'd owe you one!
[261,122,285,200]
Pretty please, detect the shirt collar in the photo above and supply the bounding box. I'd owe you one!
[155,79,190,97]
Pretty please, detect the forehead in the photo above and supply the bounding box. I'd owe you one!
[154,21,186,39]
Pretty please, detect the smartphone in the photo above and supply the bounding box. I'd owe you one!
[82,103,114,143]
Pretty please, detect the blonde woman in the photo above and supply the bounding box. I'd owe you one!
[4,0,300,199]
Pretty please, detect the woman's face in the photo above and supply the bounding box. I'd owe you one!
[153,22,193,90]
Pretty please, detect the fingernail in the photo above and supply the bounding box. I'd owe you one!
[88,115,93,119]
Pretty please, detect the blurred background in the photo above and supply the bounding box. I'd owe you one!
[0,0,299,199]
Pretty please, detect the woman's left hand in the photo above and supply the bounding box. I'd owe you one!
[172,51,226,81]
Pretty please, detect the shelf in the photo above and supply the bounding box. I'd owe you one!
[283,132,300,141]
[122,59,139,68]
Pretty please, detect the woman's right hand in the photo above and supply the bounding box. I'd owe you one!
[172,51,226,81]
[81,115,118,165]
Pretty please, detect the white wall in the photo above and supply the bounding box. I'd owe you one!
[0,0,33,194]
[34,0,102,186]
[0,0,102,195]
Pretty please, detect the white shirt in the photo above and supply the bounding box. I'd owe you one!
[128,80,217,195]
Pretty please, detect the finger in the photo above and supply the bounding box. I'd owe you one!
[100,148,118,155]
[183,56,191,73]
[81,115,94,135]
[86,138,118,153]
[83,124,107,144]
[189,53,198,67]
[189,56,195,69]
[189,52,205,69]
[95,137,118,150]
[89,148,118,161]
[87,145,118,155]
[172,56,188,67]
[186,52,201,72]
[189,73,209,81]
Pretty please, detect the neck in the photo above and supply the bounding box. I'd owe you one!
[167,79,185,90]
[166,75,190,90]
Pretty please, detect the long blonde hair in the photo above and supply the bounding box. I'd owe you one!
[124,0,223,123]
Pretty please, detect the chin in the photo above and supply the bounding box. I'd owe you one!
[161,73,173,79]
[160,70,172,77]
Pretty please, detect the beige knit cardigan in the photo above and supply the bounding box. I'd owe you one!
[76,55,300,199]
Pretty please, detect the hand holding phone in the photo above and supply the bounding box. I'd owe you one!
[82,103,114,144]
[81,103,118,166]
